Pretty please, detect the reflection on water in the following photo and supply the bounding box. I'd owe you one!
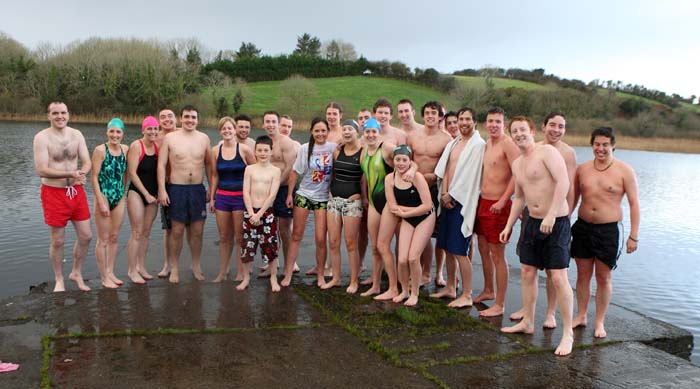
[0,121,698,363]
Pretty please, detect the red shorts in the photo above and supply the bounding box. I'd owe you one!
[475,197,511,244]
[41,185,91,227]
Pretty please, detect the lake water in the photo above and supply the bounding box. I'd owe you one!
[1,120,698,363]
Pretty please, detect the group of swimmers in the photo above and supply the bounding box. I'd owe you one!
[33,98,639,356]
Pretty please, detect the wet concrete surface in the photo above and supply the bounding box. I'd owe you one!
[1,245,699,388]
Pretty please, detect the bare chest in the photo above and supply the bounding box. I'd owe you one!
[47,136,79,163]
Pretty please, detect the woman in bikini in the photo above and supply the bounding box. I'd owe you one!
[125,116,160,283]
[384,145,435,306]
[209,117,255,282]
[91,118,129,288]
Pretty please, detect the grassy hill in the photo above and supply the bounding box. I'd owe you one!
[206,76,451,117]
[454,75,551,91]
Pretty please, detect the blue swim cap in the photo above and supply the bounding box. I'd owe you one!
[107,118,125,131]
[363,117,381,132]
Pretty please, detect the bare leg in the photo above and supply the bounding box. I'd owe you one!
[236,261,251,291]
[94,208,118,289]
[105,200,126,286]
[434,247,446,286]
[393,222,412,303]
[136,204,158,280]
[343,213,362,294]
[127,193,147,284]
[49,227,67,292]
[375,209,400,301]
[158,206,171,277]
[358,207,369,280]
[502,265,537,334]
[405,216,434,306]
[593,259,612,338]
[448,252,473,308]
[474,234,495,303]
[573,257,594,328]
[550,269,574,356]
[543,276,557,328]
[168,221,186,283]
[324,210,343,290]
[361,206,382,296]
[480,242,507,317]
[213,210,234,283]
[419,240,433,286]
[69,220,92,291]
[187,220,206,281]
[281,207,309,287]
[269,257,281,292]
[232,210,245,281]
[431,252,457,299]
[313,209,328,287]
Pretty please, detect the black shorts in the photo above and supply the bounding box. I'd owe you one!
[519,216,571,270]
[273,185,294,218]
[430,185,439,238]
[515,206,530,256]
[570,218,622,270]
[167,184,207,224]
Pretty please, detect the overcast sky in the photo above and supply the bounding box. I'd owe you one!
[4,0,698,98]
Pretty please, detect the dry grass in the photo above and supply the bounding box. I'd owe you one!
[562,133,700,154]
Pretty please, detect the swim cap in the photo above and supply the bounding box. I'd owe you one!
[363,117,381,132]
[107,118,125,131]
[142,116,159,131]
[342,119,359,131]
[393,144,413,158]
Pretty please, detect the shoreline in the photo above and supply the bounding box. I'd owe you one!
[3,114,699,154]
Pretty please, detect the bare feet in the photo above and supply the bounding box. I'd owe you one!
[305,266,317,275]
[374,289,399,301]
[404,295,419,306]
[448,295,473,308]
[501,320,535,334]
[473,290,495,303]
[392,291,409,303]
[572,314,588,328]
[69,272,91,291]
[360,286,380,297]
[128,272,146,284]
[258,265,272,278]
[280,275,292,287]
[593,322,607,338]
[138,269,154,280]
[420,274,431,287]
[169,270,179,283]
[509,307,525,321]
[480,304,504,317]
[429,288,457,299]
[293,262,300,273]
[236,277,250,291]
[212,274,228,283]
[435,276,447,287]
[543,314,557,329]
[554,331,574,356]
[270,277,281,293]
[360,277,373,285]
[191,267,205,281]
[321,279,340,290]
[234,273,244,281]
[346,283,359,294]
[101,278,119,289]
[157,265,171,278]
[108,273,123,286]
[53,278,66,293]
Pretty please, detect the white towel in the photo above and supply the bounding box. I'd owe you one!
[434,130,486,236]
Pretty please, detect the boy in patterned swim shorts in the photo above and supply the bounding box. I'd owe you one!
[239,136,282,292]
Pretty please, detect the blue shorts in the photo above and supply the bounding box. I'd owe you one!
[436,201,472,256]
[168,184,207,224]
[214,189,245,212]
[273,185,293,218]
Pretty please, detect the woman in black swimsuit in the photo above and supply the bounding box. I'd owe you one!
[384,145,435,306]
[125,116,160,284]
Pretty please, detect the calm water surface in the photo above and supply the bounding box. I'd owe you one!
[0,121,698,363]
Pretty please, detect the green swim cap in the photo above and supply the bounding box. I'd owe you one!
[107,118,125,131]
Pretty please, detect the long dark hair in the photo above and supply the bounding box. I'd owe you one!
[308,117,329,166]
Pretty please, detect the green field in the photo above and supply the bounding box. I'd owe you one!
[206,76,451,117]
[454,75,550,91]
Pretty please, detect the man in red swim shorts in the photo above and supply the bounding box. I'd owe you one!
[474,107,520,317]
[33,102,93,293]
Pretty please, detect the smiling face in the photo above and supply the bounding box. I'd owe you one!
[48,103,69,130]
[180,109,198,132]
[363,127,379,146]
[106,126,124,145]
[357,110,372,128]
[542,115,566,145]
[592,135,614,162]
[445,115,459,138]
[509,120,535,149]
[236,120,251,140]
[458,111,475,137]
[311,121,329,144]
[393,154,411,173]
[325,107,341,127]
[374,106,392,127]
[397,103,414,124]
[220,120,235,141]
[422,107,441,129]
[263,114,279,137]
[158,109,176,132]
[486,112,505,139]
[341,125,358,143]
[143,125,159,142]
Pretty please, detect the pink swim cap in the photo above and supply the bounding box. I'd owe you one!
[142,116,159,131]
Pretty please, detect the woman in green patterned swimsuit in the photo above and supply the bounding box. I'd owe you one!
[91,118,129,289]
